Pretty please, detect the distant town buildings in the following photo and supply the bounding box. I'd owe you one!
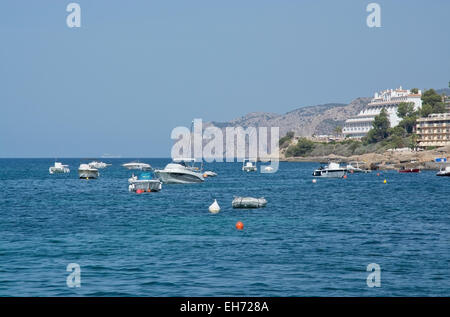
[416,113,450,147]
[343,87,422,138]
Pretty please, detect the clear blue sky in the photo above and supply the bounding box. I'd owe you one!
[0,0,449,157]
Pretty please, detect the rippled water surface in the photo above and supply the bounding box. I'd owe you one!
[0,158,449,296]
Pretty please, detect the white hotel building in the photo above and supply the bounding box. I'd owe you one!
[343,87,422,138]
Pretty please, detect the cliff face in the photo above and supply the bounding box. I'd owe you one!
[206,97,371,137]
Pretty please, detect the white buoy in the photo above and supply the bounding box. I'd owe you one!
[264,166,274,172]
[312,179,317,183]
[209,199,220,213]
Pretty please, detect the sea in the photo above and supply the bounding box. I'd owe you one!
[0,158,448,296]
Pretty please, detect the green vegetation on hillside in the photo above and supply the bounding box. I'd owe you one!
[282,86,449,158]
[365,109,390,143]
[284,136,416,158]
[279,131,295,149]
[285,138,315,157]
[421,89,446,116]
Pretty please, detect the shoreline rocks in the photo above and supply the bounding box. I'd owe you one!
[281,145,450,171]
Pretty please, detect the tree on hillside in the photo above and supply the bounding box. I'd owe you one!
[365,109,390,143]
[334,125,342,137]
[421,89,446,116]
[285,138,315,157]
[396,102,418,134]
[399,116,418,134]
[410,88,419,94]
[397,102,415,119]
[279,131,295,149]
[420,103,433,117]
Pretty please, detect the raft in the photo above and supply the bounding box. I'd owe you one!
[232,197,267,209]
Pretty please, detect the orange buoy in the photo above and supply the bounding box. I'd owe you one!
[236,221,244,230]
[136,189,143,194]
[343,175,347,179]
[203,173,208,178]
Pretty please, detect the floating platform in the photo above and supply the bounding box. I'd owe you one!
[232,197,267,209]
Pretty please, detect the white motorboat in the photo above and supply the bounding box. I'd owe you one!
[345,161,371,173]
[122,161,152,171]
[203,170,217,177]
[78,164,99,179]
[436,166,450,177]
[242,159,257,172]
[88,161,111,169]
[154,159,204,184]
[49,162,70,174]
[263,166,274,172]
[313,162,347,178]
[128,172,162,192]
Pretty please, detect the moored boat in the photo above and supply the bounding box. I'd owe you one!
[78,164,99,179]
[88,161,111,169]
[313,162,346,178]
[345,161,371,173]
[203,170,217,177]
[398,167,420,173]
[436,166,450,177]
[122,161,152,171]
[128,172,162,192]
[242,159,257,172]
[154,159,204,184]
[49,162,70,174]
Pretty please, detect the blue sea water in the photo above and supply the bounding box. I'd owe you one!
[0,158,448,297]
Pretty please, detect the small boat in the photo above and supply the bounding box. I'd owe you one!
[203,170,217,177]
[128,172,162,192]
[154,159,204,184]
[242,159,257,172]
[436,166,450,177]
[398,167,420,173]
[313,162,346,178]
[88,161,111,169]
[232,197,267,209]
[49,162,70,174]
[345,161,371,173]
[78,164,99,179]
[122,161,152,171]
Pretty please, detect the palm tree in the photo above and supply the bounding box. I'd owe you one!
[334,125,343,138]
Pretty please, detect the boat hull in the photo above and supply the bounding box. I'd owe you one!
[347,168,371,173]
[49,167,70,174]
[154,171,204,184]
[122,163,152,171]
[313,169,346,178]
[129,180,162,192]
[399,169,420,173]
[78,170,99,179]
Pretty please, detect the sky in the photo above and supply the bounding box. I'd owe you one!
[0,0,449,157]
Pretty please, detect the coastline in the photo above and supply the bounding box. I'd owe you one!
[280,145,450,171]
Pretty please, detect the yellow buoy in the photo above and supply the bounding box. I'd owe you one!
[383,179,387,184]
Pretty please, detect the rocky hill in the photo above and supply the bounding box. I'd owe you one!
[206,97,371,138]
